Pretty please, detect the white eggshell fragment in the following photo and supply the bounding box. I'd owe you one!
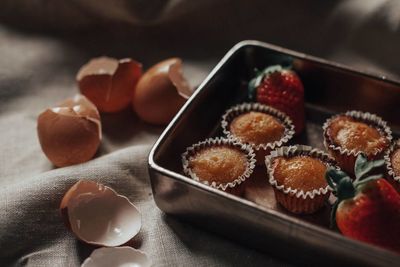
[61,180,141,247]
[82,247,151,267]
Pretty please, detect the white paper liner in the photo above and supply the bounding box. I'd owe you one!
[322,110,392,157]
[384,139,400,184]
[221,103,295,152]
[265,145,336,200]
[182,137,256,191]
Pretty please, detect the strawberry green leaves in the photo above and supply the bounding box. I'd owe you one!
[325,168,348,193]
[354,154,384,182]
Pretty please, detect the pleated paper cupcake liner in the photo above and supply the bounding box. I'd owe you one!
[384,139,400,192]
[273,188,328,214]
[221,102,295,164]
[265,145,336,214]
[322,110,392,175]
[182,137,256,192]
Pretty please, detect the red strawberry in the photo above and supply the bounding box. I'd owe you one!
[325,154,400,253]
[248,65,305,134]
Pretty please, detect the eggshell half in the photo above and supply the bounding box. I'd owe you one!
[132,58,192,125]
[77,57,142,113]
[60,180,101,229]
[81,247,151,267]
[60,180,141,247]
[37,95,101,167]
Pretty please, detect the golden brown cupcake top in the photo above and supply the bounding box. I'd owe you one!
[229,111,285,145]
[189,145,247,184]
[273,156,327,191]
[391,148,400,177]
[327,115,388,155]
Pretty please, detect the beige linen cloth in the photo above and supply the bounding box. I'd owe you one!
[1,1,399,266]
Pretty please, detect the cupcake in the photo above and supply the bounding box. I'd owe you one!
[182,137,256,196]
[266,145,335,214]
[221,103,295,164]
[323,111,392,175]
[384,140,400,192]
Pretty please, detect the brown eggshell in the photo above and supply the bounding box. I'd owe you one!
[37,95,101,167]
[132,58,192,125]
[77,57,142,113]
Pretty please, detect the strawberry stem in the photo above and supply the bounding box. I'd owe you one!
[325,169,354,228]
[330,200,339,229]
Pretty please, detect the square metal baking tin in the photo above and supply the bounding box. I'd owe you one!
[148,40,400,267]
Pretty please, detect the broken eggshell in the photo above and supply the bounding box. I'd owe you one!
[37,94,101,167]
[60,180,141,247]
[77,57,142,113]
[132,58,192,125]
[81,247,151,267]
